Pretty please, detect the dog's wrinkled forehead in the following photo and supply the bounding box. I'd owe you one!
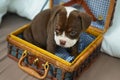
[55,7,81,28]
[56,7,78,20]
[64,7,77,18]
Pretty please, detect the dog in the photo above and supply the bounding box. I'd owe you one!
[23,6,92,57]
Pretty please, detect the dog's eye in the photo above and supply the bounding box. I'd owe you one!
[69,31,77,36]
[55,29,62,35]
[56,29,60,33]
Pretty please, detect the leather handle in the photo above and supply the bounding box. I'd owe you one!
[18,50,49,79]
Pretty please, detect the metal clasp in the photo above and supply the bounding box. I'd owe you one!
[33,58,39,65]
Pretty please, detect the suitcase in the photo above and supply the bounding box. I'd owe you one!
[7,0,116,80]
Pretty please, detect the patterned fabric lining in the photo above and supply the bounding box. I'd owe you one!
[85,0,110,29]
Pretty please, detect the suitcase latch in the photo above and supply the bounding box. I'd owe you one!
[33,58,39,65]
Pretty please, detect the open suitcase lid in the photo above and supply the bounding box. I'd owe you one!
[8,0,116,72]
[52,0,116,35]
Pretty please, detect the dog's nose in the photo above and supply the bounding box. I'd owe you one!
[60,40,66,46]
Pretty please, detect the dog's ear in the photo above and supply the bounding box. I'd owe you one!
[46,6,64,53]
[49,5,64,21]
[79,12,92,31]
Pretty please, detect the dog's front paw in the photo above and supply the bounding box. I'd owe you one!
[71,43,79,57]
[46,42,56,54]
[71,49,78,58]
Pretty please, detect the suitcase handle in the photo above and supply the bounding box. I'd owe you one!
[18,50,49,79]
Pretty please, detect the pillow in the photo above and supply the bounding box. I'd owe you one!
[0,0,10,24]
[101,0,120,58]
[8,0,50,20]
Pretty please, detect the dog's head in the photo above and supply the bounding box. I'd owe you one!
[50,6,92,48]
